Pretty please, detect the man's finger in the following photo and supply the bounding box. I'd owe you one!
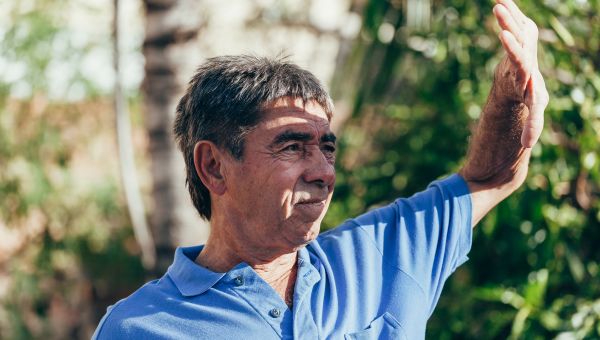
[499,31,530,72]
[496,0,538,63]
[497,0,529,27]
[499,30,532,93]
[493,4,524,45]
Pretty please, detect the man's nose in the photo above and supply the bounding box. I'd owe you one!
[302,148,336,189]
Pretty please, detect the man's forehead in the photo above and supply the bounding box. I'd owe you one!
[260,98,331,133]
[262,96,327,111]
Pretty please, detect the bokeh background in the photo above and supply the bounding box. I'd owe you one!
[1,0,599,339]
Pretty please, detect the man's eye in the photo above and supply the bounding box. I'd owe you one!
[322,144,336,153]
[283,144,301,152]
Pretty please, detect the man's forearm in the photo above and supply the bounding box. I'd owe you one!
[460,83,531,189]
[459,81,536,227]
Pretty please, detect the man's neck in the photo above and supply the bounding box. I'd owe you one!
[195,226,298,308]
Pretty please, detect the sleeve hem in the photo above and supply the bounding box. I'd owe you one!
[447,174,473,269]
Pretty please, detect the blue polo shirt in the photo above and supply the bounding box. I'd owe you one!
[93,174,472,339]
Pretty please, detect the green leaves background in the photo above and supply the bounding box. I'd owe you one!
[1,0,599,338]
[326,0,600,338]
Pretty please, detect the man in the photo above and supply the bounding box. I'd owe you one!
[94,0,548,338]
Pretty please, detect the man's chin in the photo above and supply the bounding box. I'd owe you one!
[302,228,320,243]
[289,224,321,248]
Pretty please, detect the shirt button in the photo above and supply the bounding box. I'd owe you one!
[269,308,281,318]
[233,276,244,286]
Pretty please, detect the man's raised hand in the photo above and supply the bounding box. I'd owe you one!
[492,0,549,148]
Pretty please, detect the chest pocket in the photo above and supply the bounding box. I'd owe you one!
[343,312,407,340]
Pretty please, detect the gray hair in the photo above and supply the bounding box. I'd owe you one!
[173,55,334,220]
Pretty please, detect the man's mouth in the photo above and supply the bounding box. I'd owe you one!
[294,198,327,219]
[297,198,326,205]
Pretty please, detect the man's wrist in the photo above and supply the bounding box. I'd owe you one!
[484,81,527,120]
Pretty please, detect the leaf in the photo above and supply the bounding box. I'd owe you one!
[511,306,532,339]
[549,16,575,47]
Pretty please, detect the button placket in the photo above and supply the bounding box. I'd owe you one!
[227,263,293,337]
[269,308,282,318]
[233,276,244,286]
[292,248,321,339]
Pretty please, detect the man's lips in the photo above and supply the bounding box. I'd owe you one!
[296,198,327,205]
[294,198,327,218]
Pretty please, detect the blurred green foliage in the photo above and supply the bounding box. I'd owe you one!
[326,0,600,338]
[0,1,145,339]
[2,0,600,339]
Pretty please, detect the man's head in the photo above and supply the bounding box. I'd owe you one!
[173,55,335,222]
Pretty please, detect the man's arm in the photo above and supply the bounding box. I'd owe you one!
[459,0,549,227]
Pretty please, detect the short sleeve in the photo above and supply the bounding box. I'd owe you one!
[92,301,129,340]
[350,174,472,315]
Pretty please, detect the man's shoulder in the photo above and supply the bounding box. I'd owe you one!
[93,276,175,339]
[320,174,471,235]
[312,173,471,257]
[311,215,383,261]
[316,200,399,244]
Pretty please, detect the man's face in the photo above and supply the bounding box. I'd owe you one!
[220,97,336,255]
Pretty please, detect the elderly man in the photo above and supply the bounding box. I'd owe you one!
[94,0,548,338]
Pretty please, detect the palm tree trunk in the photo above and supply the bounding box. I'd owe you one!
[142,0,209,275]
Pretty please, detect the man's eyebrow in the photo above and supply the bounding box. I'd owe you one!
[271,131,337,146]
[272,131,313,145]
[321,133,336,144]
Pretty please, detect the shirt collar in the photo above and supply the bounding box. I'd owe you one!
[300,244,322,283]
[167,245,227,297]
[166,245,321,297]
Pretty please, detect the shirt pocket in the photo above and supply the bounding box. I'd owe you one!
[343,312,407,340]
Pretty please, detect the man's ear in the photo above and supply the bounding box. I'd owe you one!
[193,141,227,195]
